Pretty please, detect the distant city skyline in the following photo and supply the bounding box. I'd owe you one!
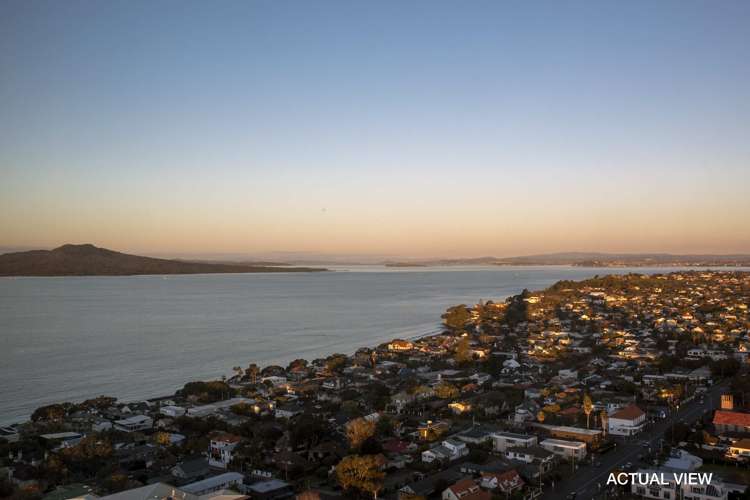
[2,1,749,257]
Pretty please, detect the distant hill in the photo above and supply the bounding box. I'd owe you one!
[0,244,327,276]
[385,252,750,267]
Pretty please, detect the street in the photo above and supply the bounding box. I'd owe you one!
[541,381,727,500]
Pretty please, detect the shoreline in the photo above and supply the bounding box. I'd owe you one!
[5,267,749,427]
[0,323,448,427]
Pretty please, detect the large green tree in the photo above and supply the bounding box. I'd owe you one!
[442,305,470,333]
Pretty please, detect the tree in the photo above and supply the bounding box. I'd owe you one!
[326,353,348,373]
[60,435,113,476]
[600,410,608,434]
[346,418,376,451]
[363,382,391,411]
[291,416,328,450]
[454,336,471,364]
[435,382,459,399]
[101,473,130,494]
[245,363,260,384]
[336,455,385,499]
[375,416,394,438]
[710,358,741,378]
[442,305,470,333]
[583,393,594,429]
[154,432,171,446]
[31,403,67,422]
[178,380,235,403]
[287,358,308,372]
[230,402,255,416]
[341,400,362,418]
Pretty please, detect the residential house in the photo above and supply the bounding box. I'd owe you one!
[181,472,245,495]
[491,432,537,452]
[422,439,469,463]
[608,404,646,436]
[275,403,303,419]
[727,438,750,460]
[171,456,210,481]
[388,340,414,352]
[418,420,450,441]
[480,469,524,495]
[539,439,587,460]
[534,424,603,445]
[631,468,728,500]
[442,479,491,500]
[504,446,555,473]
[114,415,153,433]
[713,410,750,434]
[208,433,242,469]
[246,479,295,500]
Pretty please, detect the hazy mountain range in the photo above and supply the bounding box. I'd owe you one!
[384,252,750,267]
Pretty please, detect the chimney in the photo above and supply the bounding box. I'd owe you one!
[721,394,734,410]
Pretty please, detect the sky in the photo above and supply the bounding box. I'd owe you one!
[1,1,749,259]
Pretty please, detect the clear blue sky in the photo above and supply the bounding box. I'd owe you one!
[2,1,749,257]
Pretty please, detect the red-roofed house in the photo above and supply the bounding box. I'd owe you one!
[442,479,491,500]
[382,439,415,454]
[713,410,750,434]
[607,404,645,436]
[481,469,524,494]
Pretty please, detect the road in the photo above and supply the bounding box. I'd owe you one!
[541,381,727,500]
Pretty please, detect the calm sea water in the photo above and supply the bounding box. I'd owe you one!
[0,265,738,424]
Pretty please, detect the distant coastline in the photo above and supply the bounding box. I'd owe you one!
[383,251,750,268]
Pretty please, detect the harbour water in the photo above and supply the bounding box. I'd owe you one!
[0,265,736,424]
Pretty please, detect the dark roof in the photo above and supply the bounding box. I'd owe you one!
[174,456,209,477]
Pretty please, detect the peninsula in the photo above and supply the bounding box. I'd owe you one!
[0,244,327,276]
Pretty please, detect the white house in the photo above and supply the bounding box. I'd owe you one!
[608,404,646,436]
[540,438,587,460]
[187,397,255,418]
[0,427,20,443]
[274,403,303,419]
[682,481,728,500]
[504,446,555,472]
[491,431,537,452]
[181,472,245,495]
[160,405,186,418]
[114,415,153,433]
[558,369,578,380]
[262,376,288,387]
[503,359,521,371]
[631,468,728,500]
[480,469,524,494]
[40,432,84,450]
[422,439,469,463]
[208,433,241,469]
